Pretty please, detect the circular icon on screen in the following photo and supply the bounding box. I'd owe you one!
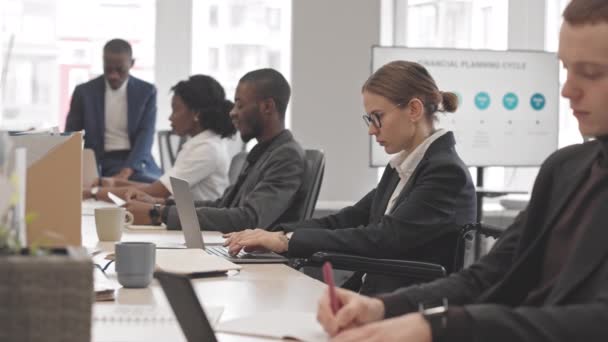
[502,92,518,110]
[474,92,491,110]
[530,93,546,111]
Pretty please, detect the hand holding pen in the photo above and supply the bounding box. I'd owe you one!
[317,262,386,336]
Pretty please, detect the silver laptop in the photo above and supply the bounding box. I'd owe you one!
[170,176,288,264]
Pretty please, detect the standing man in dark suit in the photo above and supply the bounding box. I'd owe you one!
[316,1,608,341]
[125,68,306,233]
[65,38,161,183]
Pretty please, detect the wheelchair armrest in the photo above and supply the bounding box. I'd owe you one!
[461,223,505,239]
[304,252,446,283]
[478,223,504,239]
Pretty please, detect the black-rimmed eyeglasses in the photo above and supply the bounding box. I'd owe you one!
[362,103,404,129]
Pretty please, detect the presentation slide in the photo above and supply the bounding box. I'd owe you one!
[370,47,559,167]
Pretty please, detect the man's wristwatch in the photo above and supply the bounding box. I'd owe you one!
[149,204,162,225]
[90,186,100,201]
[419,298,448,341]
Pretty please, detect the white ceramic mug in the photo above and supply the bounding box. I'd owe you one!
[94,207,134,241]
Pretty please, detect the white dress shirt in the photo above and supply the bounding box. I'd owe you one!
[384,129,449,214]
[159,130,230,201]
[104,79,131,151]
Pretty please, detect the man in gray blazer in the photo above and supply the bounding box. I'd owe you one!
[125,69,306,233]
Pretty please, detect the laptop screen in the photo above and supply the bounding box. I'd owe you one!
[170,176,205,249]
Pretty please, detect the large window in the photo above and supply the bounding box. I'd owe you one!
[0,0,156,131]
[399,0,508,49]
[191,0,292,125]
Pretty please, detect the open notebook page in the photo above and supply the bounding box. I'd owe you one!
[216,311,329,342]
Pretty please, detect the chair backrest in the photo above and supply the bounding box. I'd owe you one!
[283,149,326,222]
[157,130,186,172]
[228,151,248,185]
[300,149,326,220]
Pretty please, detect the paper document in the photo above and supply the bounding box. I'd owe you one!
[156,249,241,275]
[216,311,329,341]
[127,223,167,231]
[107,192,126,206]
[93,266,119,302]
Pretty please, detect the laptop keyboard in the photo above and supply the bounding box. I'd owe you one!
[204,245,286,261]
[205,245,244,258]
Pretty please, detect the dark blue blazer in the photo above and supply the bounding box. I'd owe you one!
[65,75,160,175]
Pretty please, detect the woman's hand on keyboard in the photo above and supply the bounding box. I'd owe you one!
[223,229,289,256]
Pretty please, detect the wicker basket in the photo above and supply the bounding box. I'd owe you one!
[0,251,93,342]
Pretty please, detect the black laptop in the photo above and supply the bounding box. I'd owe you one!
[155,271,218,342]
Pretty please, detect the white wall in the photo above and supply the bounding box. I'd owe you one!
[501,0,547,192]
[154,0,193,131]
[509,0,546,50]
[291,0,381,208]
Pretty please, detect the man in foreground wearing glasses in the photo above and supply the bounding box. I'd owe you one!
[316,1,608,341]
[224,61,476,295]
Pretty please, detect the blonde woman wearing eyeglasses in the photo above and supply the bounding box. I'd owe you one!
[225,60,477,295]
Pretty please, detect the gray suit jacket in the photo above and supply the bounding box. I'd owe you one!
[164,130,306,233]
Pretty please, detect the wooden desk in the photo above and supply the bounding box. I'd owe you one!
[83,216,325,341]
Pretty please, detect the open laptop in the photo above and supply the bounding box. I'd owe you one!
[170,176,289,264]
[157,271,328,342]
[155,271,218,342]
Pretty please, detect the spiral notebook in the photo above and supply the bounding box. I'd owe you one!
[93,304,223,342]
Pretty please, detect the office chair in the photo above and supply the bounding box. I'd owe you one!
[273,149,326,225]
[293,223,504,289]
[228,151,248,185]
[157,130,186,172]
[293,149,326,221]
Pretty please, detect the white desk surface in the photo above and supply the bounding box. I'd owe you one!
[83,216,325,342]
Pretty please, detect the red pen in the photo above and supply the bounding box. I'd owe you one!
[322,261,342,314]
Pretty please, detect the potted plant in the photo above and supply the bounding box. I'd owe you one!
[0,135,94,342]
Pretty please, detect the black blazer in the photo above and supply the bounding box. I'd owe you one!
[275,132,476,276]
[380,139,608,342]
